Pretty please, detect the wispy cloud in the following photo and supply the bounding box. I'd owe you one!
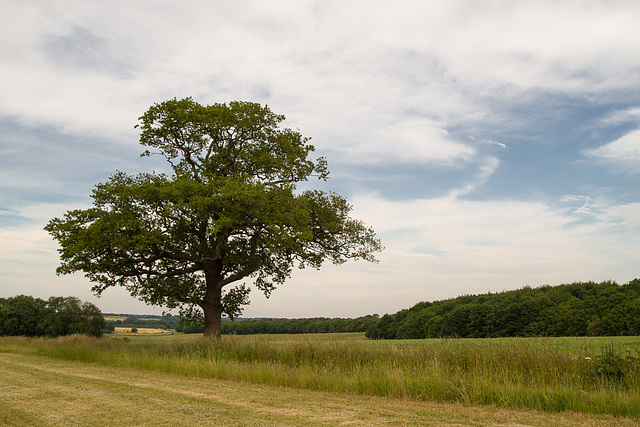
[583,129,640,173]
[600,107,640,125]
[559,195,597,216]
[483,139,507,149]
[448,156,501,198]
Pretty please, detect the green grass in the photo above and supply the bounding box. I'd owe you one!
[1,333,639,417]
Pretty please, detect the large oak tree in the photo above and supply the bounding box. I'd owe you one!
[46,98,382,338]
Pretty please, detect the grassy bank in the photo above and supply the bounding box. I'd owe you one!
[1,334,639,417]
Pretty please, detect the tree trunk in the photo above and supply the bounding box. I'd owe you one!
[203,303,222,339]
[202,278,223,339]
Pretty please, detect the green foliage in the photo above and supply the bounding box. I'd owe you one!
[0,295,105,337]
[366,279,640,339]
[176,323,205,334]
[591,344,640,384]
[45,98,382,338]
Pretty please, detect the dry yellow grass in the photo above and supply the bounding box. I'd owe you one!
[1,352,637,426]
[102,316,128,321]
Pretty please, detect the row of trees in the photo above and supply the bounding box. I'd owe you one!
[102,314,380,335]
[220,315,380,335]
[365,279,640,339]
[0,295,105,337]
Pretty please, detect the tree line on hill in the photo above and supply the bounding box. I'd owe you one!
[104,314,380,335]
[0,295,105,337]
[365,279,640,339]
[220,315,380,335]
[7,280,635,340]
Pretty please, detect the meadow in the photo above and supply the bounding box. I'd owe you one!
[1,333,639,424]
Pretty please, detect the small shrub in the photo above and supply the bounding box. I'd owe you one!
[591,344,639,383]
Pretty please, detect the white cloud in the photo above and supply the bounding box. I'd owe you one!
[583,129,640,173]
[600,107,640,125]
[424,1,640,94]
[350,118,476,165]
[3,1,640,159]
[484,140,507,149]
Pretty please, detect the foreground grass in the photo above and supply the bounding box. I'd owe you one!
[1,352,637,426]
[1,334,639,419]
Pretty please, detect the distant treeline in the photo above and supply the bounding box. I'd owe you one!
[104,314,380,335]
[104,315,211,333]
[365,279,640,339]
[221,315,380,335]
[0,295,105,337]
[104,315,181,331]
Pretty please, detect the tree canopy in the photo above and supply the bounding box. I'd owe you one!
[365,279,640,339]
[46,98,382,338]
[0,295,104,337]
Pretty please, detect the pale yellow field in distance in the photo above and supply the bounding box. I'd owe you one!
[103,316,128,321]
[113,327,172,334]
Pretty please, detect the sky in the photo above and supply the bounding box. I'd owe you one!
[1,0,639,318]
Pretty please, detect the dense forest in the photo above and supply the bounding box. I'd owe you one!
[0,295,105,337]
[365,279,640,339]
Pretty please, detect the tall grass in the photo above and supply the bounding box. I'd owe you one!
[1,334,639,417]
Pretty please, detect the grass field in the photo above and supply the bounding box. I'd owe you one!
[1,352,636,426]
[103,316,129,321]
[1,333,639,425]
